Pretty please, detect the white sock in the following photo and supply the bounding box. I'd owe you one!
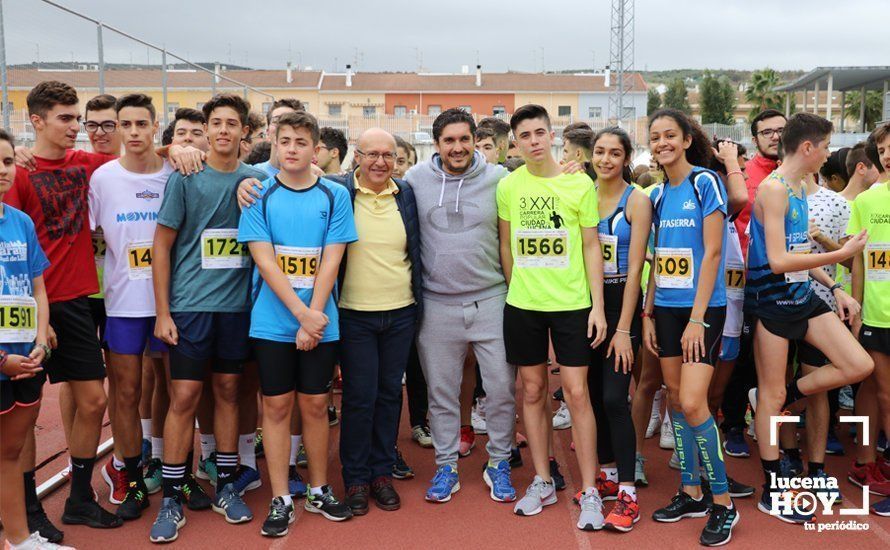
[621,485,637,500]
[112,455,125,470]
[289,436,299,466]
[602,467,618,483]
[151,437,164,460]
[309,485,323,497]
[200,434,216,460]
[280,494,293,507]
[239,433,257,470]
[141,419,152,440]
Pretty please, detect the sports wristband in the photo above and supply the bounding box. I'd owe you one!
[829,282,843,293]
[640,311,654,319]
[689,318,711,329]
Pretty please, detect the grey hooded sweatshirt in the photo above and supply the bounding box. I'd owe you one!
[405,150,508,304]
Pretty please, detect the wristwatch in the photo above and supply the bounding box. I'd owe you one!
[35,343,52,361]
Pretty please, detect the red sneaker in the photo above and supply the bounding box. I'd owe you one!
[848,461,890,496]
[101,458,129,504]
[596,471,620,502]
[459,425,475,457]
[604,490,641,532]
[878,456,890,480]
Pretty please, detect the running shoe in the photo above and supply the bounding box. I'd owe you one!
[426,464,460,503]
[141,438,152,466]
[757,489,812,523]
[514,476,557,516]
[304,485,353,521]
[459,425,476,457]
[288,465,308,497]
[727,477,755,498]
[392,448,415,480]
[483,460,517,502]
[809,469,842,505]
[825,429,844,456]
[748,421,757,441]
[848,461,890,496]
[780,454,803,477]
[232,465,262,496]
[552,402,572,430]
[117,481,148,520]
[879,456,890,479]
[328,405,339,426]
[871,496,890,516]
[552,387,564,401]
[645,388,664,438]
[577,490,605,531]
[471,403,488,435]
[61,497,123,528]
[26,502,64,543]
[722,427,750,458]
[838,385,854,410]
[296,445,308,468]
[183,474,212,511]
[149,497,185,543]
[197,452,218,485]
[260,496,294,537]
[509,446,523,468]
[549,458,566,491]
[411,425,433,448]
[4,532,75,550]
[212,484,252,524]
[669,451,681,470]
[700,503,739,546]
[635,453,648,487]
[101,459,129,505]
[254,429,264,459]
[659,415,675,449]
[595,471,619,501]
[144,458,162,494]
[604,490,640,532]
[652,491,709,522]
[515,432,528,448]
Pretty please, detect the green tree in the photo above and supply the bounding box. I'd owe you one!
[700,70,737,125]
[843,90,883,130]
[647,88,662,115]
[662,77,690,113]
[745,68,783,121]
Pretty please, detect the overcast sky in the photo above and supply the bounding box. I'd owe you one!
[4,0,887,74]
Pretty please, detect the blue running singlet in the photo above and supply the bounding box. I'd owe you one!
[598,185,635,276]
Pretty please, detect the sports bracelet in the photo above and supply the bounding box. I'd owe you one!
[689,318,711,329]
[829,282,843,292]
[640,311,654,319]
[615,328,632,335]
[726,169,743,177]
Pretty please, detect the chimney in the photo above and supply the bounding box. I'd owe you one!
[476,65,482,87]
[604,66,611,88]
[286,61,293,84]
[346,64,353,88]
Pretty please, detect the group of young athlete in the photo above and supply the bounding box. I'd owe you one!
[1,78,890,549]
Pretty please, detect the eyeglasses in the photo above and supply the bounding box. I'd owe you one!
[83,121,117,134]
[757,127,784,139]
[356,149,395,163]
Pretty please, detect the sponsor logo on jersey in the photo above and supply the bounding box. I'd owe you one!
[116,211,159,223]
[659,218,697,228]
[136,189,160,201]
[682,199,696,211]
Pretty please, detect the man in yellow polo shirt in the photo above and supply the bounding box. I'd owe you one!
[330,128,423,516]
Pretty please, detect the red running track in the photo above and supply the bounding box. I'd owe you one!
[2,375,890,549]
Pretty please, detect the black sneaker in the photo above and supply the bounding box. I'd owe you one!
[183,473,212,510]
[304,485,353,522]
[328,405,339,426]
[509,446,523,468]
[727,476,755,498]
[62,497,123,528]
[117,482,149,520]
[392,449,414,480]
[549,458,566,491]
[552,387,564,401]
[652,491,709,523]
[700,503,739,546]
[261,496,295,537]
[27,502,64,543]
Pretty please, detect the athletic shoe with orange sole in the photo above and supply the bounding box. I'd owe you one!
[595,472,619,502]
[101,459,129,505]
[604,491,640,532]
[848,461,890,496]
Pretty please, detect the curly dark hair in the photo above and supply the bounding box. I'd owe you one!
[27,80,79,118]
[648,108,713,168]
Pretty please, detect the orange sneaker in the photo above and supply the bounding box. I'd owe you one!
[604,490,640,532]
[459,425,475,457]
[596,471,619,501]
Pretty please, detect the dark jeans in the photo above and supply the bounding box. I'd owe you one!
[339,304,417,486]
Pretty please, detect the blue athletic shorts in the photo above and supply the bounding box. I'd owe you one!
[105,316,167,355]
[719,335,740,362]
[169,311,250,380]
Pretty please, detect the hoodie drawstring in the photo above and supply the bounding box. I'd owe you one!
[437,172,446,208]
[454,178,465,213]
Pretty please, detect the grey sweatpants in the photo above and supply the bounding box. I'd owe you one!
[417,293,516,466]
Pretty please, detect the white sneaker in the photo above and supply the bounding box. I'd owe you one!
[645,388,664,438]
[747,421,757,441]
[411,425,433,448]
[472,398,487,434]
[659,414,675,449]
[552,402,572,430]
[669,451,681,470]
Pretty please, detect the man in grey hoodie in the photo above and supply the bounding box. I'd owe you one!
[404,108,517,504]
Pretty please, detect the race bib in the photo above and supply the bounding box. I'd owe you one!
[275,245,321,289]
[785,242,811,284]
[866,243,890,282]
[654,247,694,289]
[92,231,106,267]
[126,240,154,280]
[515,229,568,268]
[201,229,249,270]
[724,263,745,299]
[0,295,38,343]
[600,234,618,275]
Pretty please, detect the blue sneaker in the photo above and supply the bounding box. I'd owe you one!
[232,465,262,496]
[141,439,152,466]
[722,428,750,458]
[483,460,516,502]
[780,455,803,477]
[288,465,307,498]
[757,489,813,523]
[149,497,185,543]
[871,496,890,517]
[809,470,842,505]
[425,464,460,503]
[197,452,218,486]
[212,484,253,524]
[825,430,845,456]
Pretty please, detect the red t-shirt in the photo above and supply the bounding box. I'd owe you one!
[736,154,778,255]
[4,150,116,303]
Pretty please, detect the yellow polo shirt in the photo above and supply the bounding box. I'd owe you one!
[338,175,415,311]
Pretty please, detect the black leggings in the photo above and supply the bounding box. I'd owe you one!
[589,279,640,483]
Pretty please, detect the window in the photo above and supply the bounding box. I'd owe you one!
[558,105,571,117]
[167,103,180,120]
[621,107,636,120]
[459,105,472,113]
[493,105,506,116]
[362,106,376,118]
[328,103,342,117]
[428,105,442,116]
[588,106,603,119]
[394,105,408,118]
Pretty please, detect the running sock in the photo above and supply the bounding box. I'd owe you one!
[280,494,293,507]
[782,447,801,462]
[672,411,701,487]
[215,452,238,489]
[70,456,96,502]
[620,484,637,500]
[239,433,257,470]
[141,418,152,440]
[151,437,164,460]
[112,455,125,471]
[162,462,187,500]
[200,434,216,461]
[124,455,146,492]
[808,461,824,475]
[761,458,781,487]
[309,485,323,497]
[23,470,38,510]
[602,467,619,483]
[289,436,299,466]
[691,416,728,496]
[783,380,806,409]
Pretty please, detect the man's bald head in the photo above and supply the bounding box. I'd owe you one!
[355,127,397,188]
[357,127,397,151]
